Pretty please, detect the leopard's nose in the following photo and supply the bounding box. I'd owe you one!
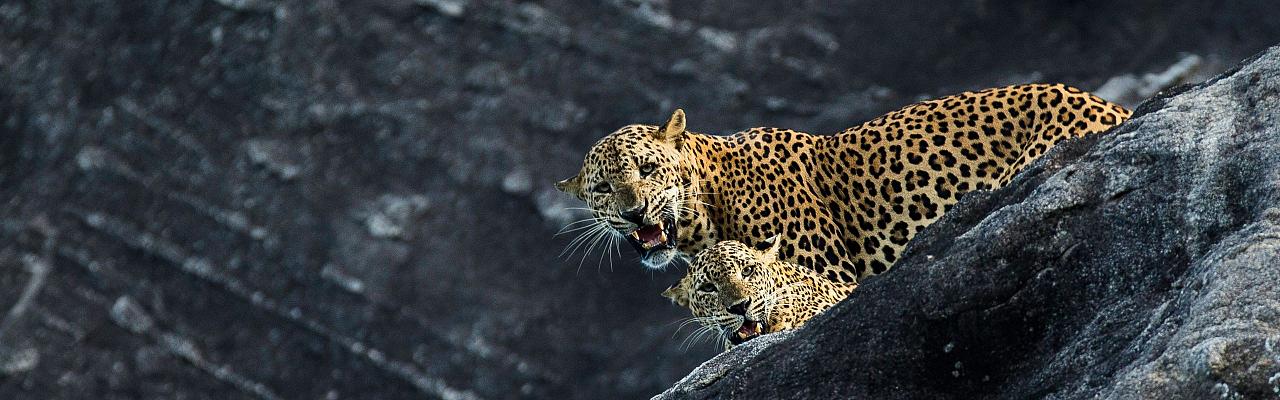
[619,206,645,225]
[727,299,749,316]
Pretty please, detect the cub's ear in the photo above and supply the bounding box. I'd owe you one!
[554,174,582,197]
[662,282,690,308]
[755,234,783,263]
[654,109,686,142]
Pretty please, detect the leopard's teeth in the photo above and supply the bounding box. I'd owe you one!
[630,231,641,241]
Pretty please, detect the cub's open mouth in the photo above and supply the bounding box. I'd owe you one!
[728,319,765,345]
[624,218,677,256]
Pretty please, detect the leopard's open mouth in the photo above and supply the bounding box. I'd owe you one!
[624,217,677,257]
[728,319,765,345]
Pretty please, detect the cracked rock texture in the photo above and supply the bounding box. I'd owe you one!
[658,46,1280,400]
[1,1,1279,399]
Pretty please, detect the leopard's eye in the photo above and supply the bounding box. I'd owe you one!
[639,163,658,176]
[742,265,755,278]
[592,182,612,194]
[697,282,717,293]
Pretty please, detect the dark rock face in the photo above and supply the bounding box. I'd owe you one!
[1,1,1279,399]
[658,46,1280,400]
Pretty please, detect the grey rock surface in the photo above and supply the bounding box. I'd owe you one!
[1,0,1279,399]
[658,46,1280,400]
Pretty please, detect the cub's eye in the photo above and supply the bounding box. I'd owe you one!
[697,283,717,293]
[592,182,612,194]
[639,163,658,176]
[742,265,755,278]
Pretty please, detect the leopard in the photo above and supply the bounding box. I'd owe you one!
[662,235,858,350]
[555,83,1130,283]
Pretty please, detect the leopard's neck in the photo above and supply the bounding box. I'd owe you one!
[673,133,730,256]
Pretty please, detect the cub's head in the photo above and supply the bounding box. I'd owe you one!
[662,236,793,349]
[555,109,697,269]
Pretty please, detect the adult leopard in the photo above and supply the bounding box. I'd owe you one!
[556,84,1129,282]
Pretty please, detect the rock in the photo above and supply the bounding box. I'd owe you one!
[109,296,154,335]
[415,0,467,18]
[656,46,1280,400]
[320,263,366,294]
[243,139,306,181]
[212,0,277,12]
[657,331,795,396]
[1092,53,1208,108]
[0,347,39,376]
[501,169,533,195]
[360,194,431,240]
[534,188,591,229]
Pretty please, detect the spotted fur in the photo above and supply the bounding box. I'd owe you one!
[663,236,857,350]
[556,84,1130,282]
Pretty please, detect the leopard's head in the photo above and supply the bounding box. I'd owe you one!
[555,109,706,269]
[662,236,796,349]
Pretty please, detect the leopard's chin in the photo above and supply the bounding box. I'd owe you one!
[638,247,679,270]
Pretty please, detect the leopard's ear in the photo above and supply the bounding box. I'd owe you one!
[654,109,686,142]
[554,174,582,198]
[662,281,690,308]
[756,234,783,264]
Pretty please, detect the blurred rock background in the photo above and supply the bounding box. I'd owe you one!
[0,1,1277,399]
